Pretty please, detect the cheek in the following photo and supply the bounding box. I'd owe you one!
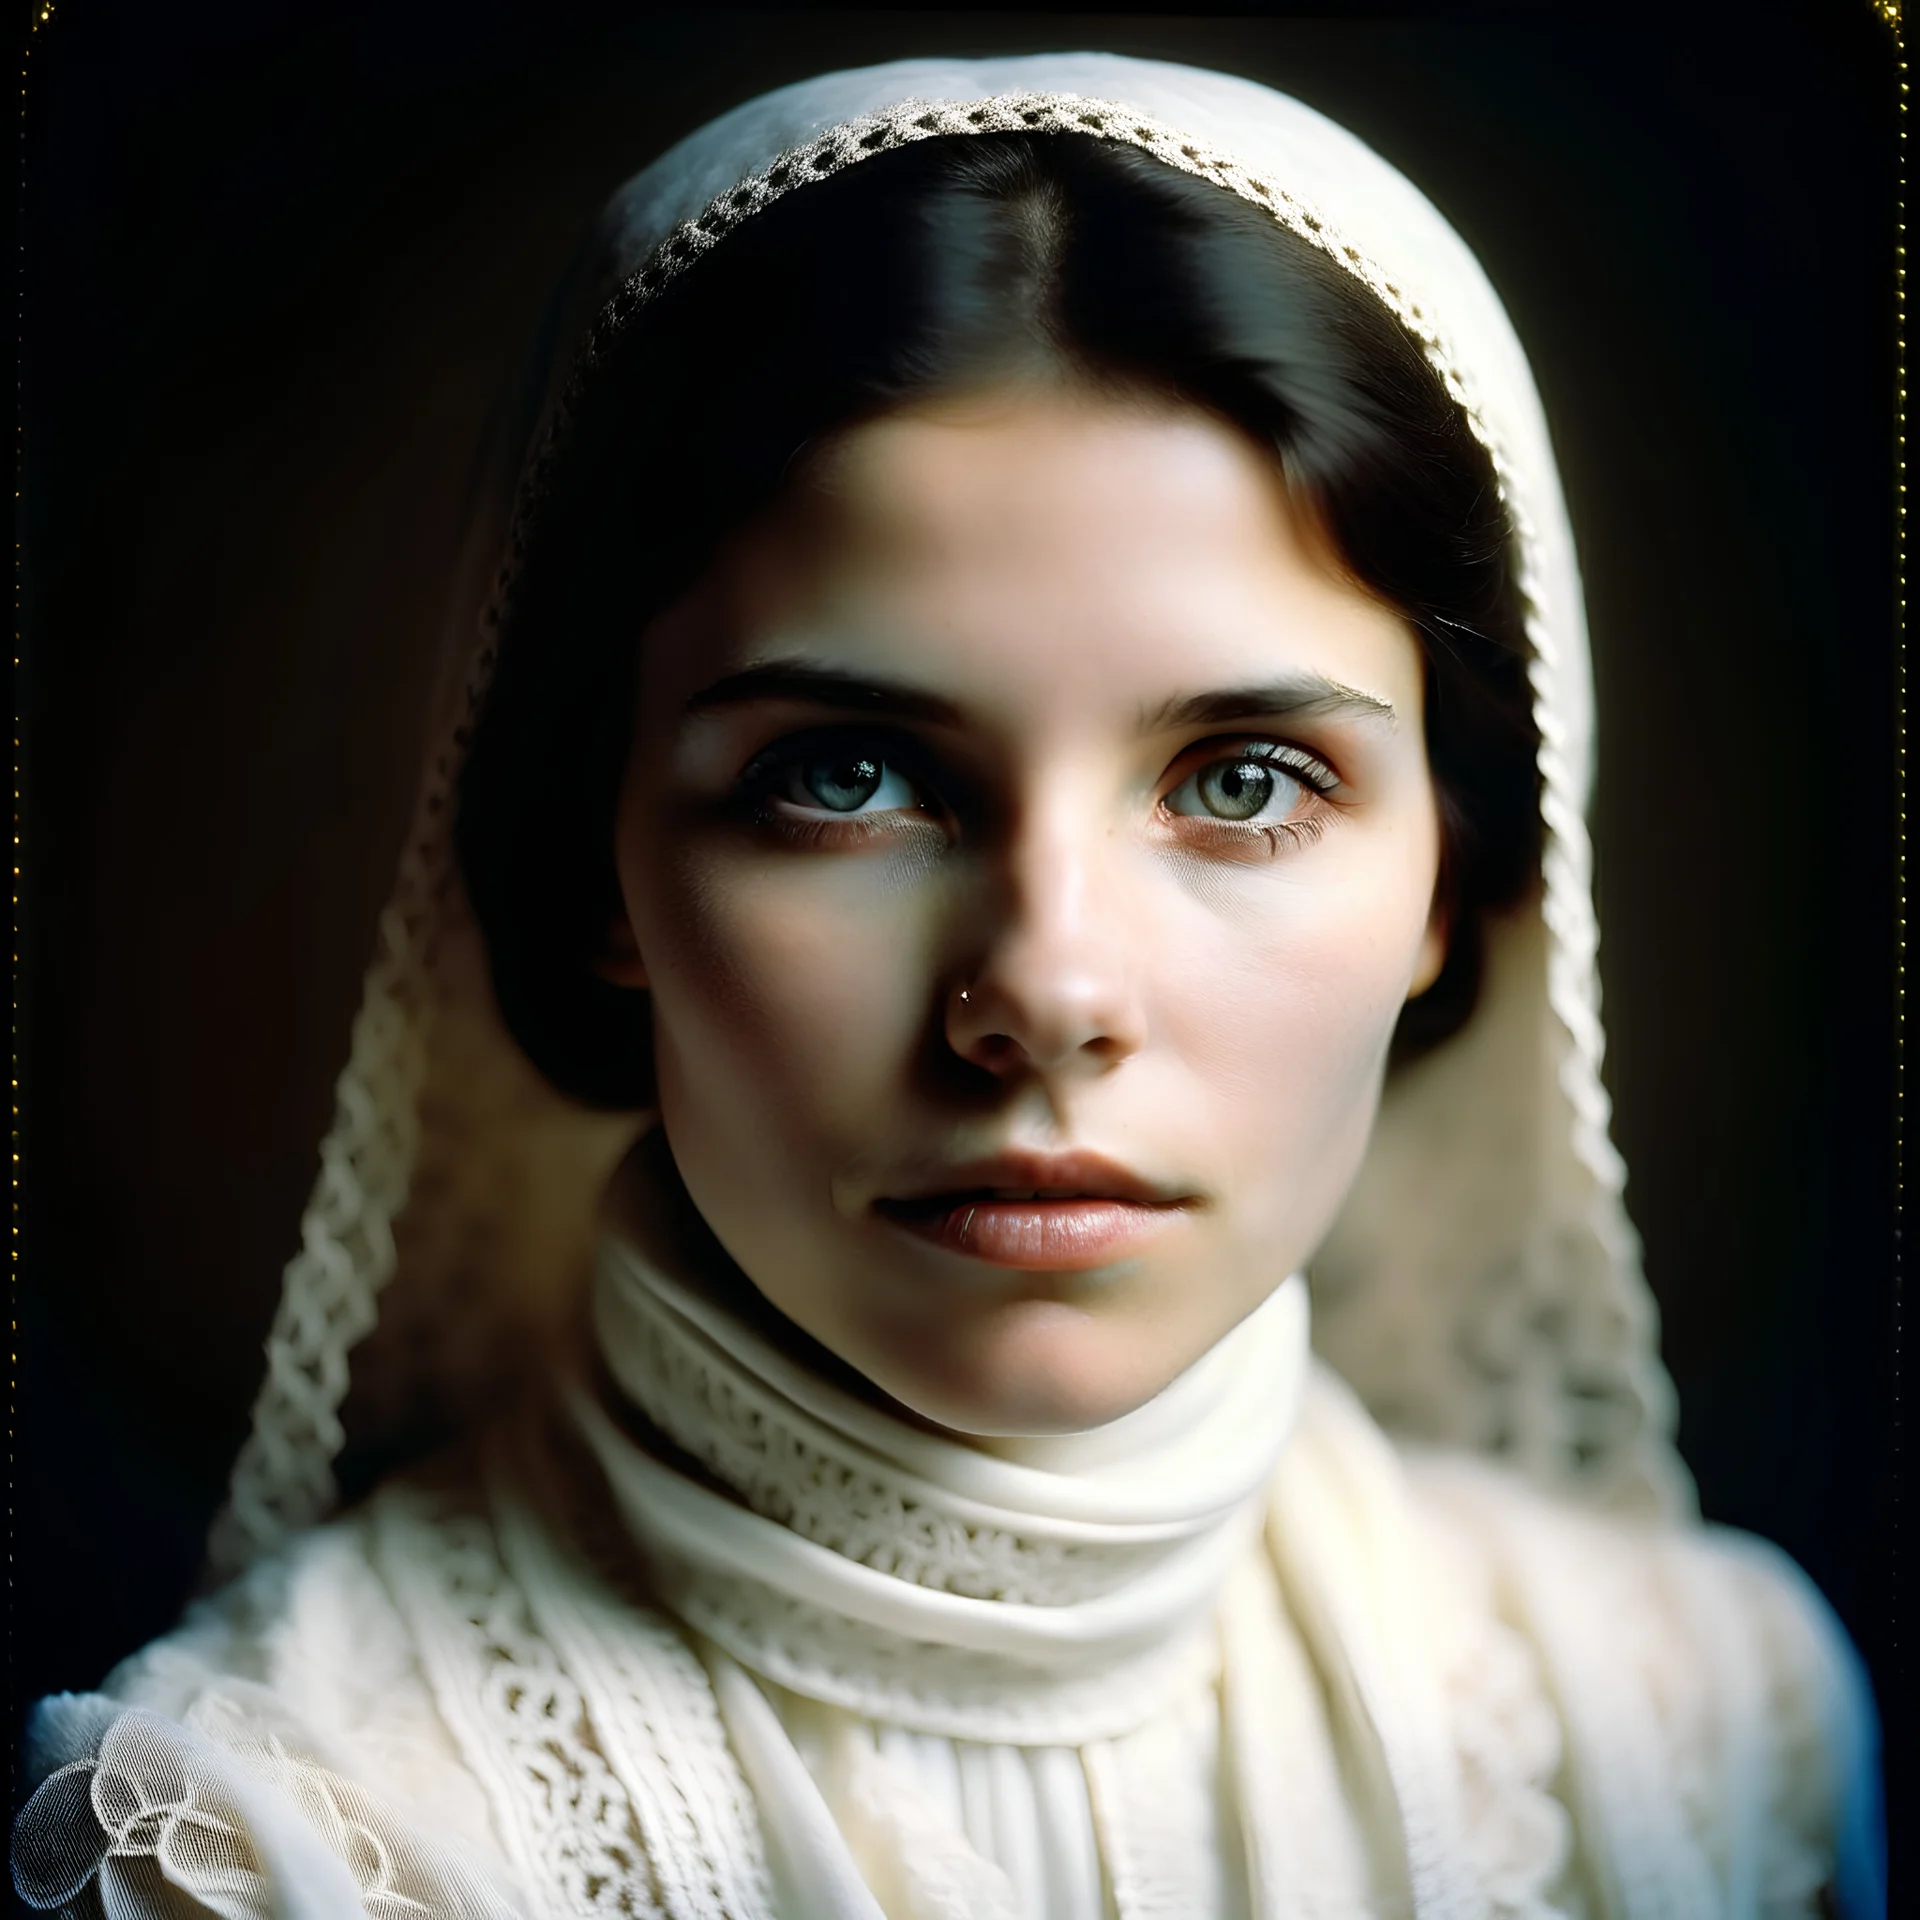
[1166,918,1397,1205]
[633,842,939,1150]
[1158,821,1439,1223]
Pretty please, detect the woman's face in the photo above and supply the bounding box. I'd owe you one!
[607,385,1444,1435]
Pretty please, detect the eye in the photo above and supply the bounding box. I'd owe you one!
[1164,744,1327,826]
[757,739,926,816]
[734,727,951,850]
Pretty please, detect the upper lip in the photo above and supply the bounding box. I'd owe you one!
[876,1150,1190,1208]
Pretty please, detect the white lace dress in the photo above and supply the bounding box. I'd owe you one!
[12,1240,1879,1920]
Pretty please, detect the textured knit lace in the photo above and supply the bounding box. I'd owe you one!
[1444,1618,1572,1919]
[373,1458,775,1920]
[379,1487,660,1916]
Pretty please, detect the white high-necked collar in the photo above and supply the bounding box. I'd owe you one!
[568,1232,1310,1745]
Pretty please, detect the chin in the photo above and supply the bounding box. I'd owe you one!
[863,1294,1185,1439]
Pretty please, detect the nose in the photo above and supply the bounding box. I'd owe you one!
[945,797,1147,1082]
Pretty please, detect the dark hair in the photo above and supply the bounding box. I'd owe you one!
[457,133,1541,1109]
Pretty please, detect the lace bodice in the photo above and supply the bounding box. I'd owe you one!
[13,1372,1875,1919]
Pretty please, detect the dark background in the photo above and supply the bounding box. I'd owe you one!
[13,0,1907,1886]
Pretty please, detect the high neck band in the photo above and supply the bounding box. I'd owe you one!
[569,1235,1310,1744]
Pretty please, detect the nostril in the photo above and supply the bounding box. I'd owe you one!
[945,950,1146,1078]
[971,1032,1023,1074]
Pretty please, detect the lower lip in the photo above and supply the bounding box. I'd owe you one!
[874,1197,1187,1271]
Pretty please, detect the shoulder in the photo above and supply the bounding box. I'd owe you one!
[1270,1366,1880,1915]
[17,1427,772,1920]
[15,1458,522,1915]
[14,1483,530,1915]
[1398,1431,1874,1770]
[90,1457,528,1802]
[1390,1418,1882,1917]
[96,1499,420,1745]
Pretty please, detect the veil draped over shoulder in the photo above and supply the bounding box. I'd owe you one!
[207,51,1689,1582]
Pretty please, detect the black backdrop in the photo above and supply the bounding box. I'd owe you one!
[14,0,1907,1872]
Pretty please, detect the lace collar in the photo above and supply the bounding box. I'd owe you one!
[566,1231,1310,1744]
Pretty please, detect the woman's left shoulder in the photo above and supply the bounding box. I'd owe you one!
[1397,1442,1885,1918]
[1398,1441,1861,1709]
[1401,1441,1838,1660]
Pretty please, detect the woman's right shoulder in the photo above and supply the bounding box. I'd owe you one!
[14,1445,745,1917]
[83,1435,714,1782]
[91,1492,424,1741]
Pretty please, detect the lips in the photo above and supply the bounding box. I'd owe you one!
[873,1151,1194,1272]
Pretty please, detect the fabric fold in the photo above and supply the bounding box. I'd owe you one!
[569,1230,1309,1745]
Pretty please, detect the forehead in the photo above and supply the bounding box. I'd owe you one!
[644,388,1423,715]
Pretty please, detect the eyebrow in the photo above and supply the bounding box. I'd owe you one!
[1144,674,1397,732]
[684,660,964,726]
[682,657,1396,732]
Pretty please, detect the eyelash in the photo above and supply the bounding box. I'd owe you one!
[734,730,1342,855]
[1162,738,1340,860]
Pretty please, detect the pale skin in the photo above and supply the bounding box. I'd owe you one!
[600,383,1445,1439]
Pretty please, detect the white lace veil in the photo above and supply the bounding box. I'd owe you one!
[206,52,1692,1582]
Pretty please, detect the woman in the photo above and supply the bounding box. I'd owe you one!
[12,52,1884,1919]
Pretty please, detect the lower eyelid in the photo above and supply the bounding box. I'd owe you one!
[1168,812,1329,858]
[758,799,946,845]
